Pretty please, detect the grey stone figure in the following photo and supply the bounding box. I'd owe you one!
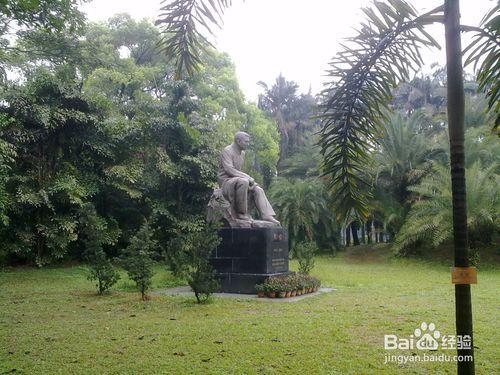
[207,132,280,228]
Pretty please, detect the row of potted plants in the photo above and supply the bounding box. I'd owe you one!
[255,274,321,298]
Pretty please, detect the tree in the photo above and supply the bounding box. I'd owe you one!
[0,68,110,265]
[258,75,318,169]
[0,0,87,78]
[293,241,317,275]
[121,221,157,300]
[269,178,338,249]
[79,203,121,295]
[374,110,442,205]
[257,75,298,164]
[165,224,221,303]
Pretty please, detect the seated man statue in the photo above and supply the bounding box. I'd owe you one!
[217,131,280,226]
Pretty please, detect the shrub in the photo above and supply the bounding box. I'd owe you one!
[87,250,120,295]
[121,221,157,300]
[166,224,221,303]
[80,204,120,295]
[294,241,317,274]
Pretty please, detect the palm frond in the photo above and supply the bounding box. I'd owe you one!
[156,0,232,79]
[318,0,443,218]
[462,4,500,130]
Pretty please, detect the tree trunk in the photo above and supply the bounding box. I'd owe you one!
[345,226,351,246]
[445,1,474,373]
[361,222,366,244]
[366,221,372,244]
[351,221,360,246]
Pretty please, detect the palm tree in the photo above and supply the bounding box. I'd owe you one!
[257,75,299,165]
[394,162,499,255]
[268,178,336,247]
[155,1,499,372]
[374,109,443,204]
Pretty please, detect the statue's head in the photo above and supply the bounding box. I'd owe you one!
[234,131,250,150]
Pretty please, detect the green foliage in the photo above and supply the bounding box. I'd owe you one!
[394,163,499,256]
[374,110,442,199]
[369,110,444,236]
[258,74,318,168]
[269,178,338,249]
[80,203,120,294]
[156,0,232,79]
[0,15,276,266]
[0,0,87,78]
[0,68,107,265]
[462,4,500,129]
[293,241,317,275]
[121,221,157,300]
[86,250,120,295]
[258,274,320,293]
[166,224,221,303]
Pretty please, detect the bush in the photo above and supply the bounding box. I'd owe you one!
[166,224,221,303]
[80,204,120,295]
[87,250,120,295]
[121,221,157,300]
[294,241,317,274]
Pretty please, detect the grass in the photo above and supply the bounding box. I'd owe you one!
[0,245,498,374]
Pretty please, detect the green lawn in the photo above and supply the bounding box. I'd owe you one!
[1,245,498,374]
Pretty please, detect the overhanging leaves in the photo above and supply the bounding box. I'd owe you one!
[318,0,443,219]
[155,0,232,79]
[462,4,500,130]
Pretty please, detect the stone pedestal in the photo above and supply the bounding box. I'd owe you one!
[210,227,290,294]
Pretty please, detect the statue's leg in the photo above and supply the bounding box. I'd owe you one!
[234,178,249,217]
[251,186,277,219]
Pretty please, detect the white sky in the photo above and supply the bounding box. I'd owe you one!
[81,0,496,102]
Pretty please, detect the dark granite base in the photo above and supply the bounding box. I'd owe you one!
[216,271,293,294]
[210,227,290,294]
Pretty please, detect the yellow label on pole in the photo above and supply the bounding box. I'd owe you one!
[451,267,477,284]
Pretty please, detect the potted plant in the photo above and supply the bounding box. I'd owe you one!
[255,283,265,298]
[306,277,313,293]
[265,277,279,298]
[298,275,306,295]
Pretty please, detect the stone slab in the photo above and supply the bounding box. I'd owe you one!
[209,227,290,293]
[212,227,289,273]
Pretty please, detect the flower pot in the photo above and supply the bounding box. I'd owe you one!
[300,289,305,295]
[308,288,313,293]
[291,290,297,297]
[285,291,291,298]
[278,291,286,298]
[268,292,276,298]
[257,291,265,298]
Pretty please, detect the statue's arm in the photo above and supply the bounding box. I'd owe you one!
[221,149,251,179]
